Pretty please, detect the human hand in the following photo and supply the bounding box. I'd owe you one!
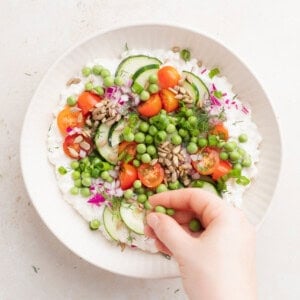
[145,188,257,300]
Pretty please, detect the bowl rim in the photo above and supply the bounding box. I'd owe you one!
[20,21,282,278]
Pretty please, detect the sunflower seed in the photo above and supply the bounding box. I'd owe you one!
[179,87,186,94]
[158,158,164,163]
[172,145,181,154]
[80,141,91,151]
[172,46,180,53]
[164,159,172,166]
[66,77,81,86]
[150,159,158,166]
[197,60,203,67]
[173,156,179,167]
[175,94,184,100]
[158,152,167,158]
[186,75,194,84]
[171,172,178,182]
[168,87,178,94]
[74,135,83,143]
[68,147,79,158]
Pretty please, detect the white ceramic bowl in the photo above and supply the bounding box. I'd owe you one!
[20,23,282,278]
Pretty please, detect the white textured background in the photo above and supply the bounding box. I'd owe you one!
[0,0,299,299]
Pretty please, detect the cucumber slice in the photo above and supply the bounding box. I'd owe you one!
[103,206,123,241]
[183,71,209,103]
[132,64,160,90]
[119,201,145,235]
[182,80,199,102]
[109,119,125,147]
[95,123,118,164]
[115,55,162,79]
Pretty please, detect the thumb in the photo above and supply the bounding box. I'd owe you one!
[147,212,192,256]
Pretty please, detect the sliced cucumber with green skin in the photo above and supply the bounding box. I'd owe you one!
[95,123,118,164]
[119,201,145,235]
[115,55,162,79]
[103,206,123,241]
[183,71,209,103]
[192,180,220,196]
[109,119,125,147]
[182,80,199,102]
[132,64,160,86]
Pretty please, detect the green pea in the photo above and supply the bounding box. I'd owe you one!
[82,177,92,187]
[100,69,111,78]
[229,151,240,162]
[217,141,226,148]
[168,180,180,190]
[191,137,198,143]
[58,166,67,175]
[188,116,197,126]
[166,208,175,216]
[106,176,113,183]
[89,219,100,230]
[133,180,142,189]
[124,132,135,142]
[147,145,156,155]
[139,122,149,133]
[191,129,200,137]
[81,171,91,178]
[114,76,124,86]
[185,109,194,117]
[187,142,198,154]
[179,128,188,138]
[166,123,176,133]
[72,171,81,180]
[85,82,93,91]
[134,132,145,143]
[198,138,208,148]
[149,74,158,84]
[74,179,82,188]
[224,141,237,152]
[144,201,152,210]
[137,194,147,203]
[93,86,104,96]
[92,65,103,75]
[103,76,114,87]
[137,144,147,154]
[101,171,110,180]
[189,218,202,232]
[146,190,154,197]
[71,161,80,170]
[233,163,242,170]
[82,66,92,77]
[91,168,100,178]
[124,189,133,199]
[156,131,167,143]
[149,125,158,136]
[148,84,159,94]
[133,159,140,167]
[70,187,79,195]
[145,135,153,144]
[80,187,91,197]
[92,157,101,166]
[140,90,150,101]
[220,152,229,160]
[136,153,142,160]
[238,147,246,156]
[242,157,252,168]
[156,184,168,193]
[136,187,145,194]
[67,96,77,106]
[208,135,218,146]
[141,153,151,163]
[239,134,248,143]
[171,134,182,145]
[155,205,166,214]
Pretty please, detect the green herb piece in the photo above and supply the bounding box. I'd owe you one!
[208,68,220,79]
[236,176,250,186]
[180,49,191,62]
[213,90,223,99]
[58,166,67,175]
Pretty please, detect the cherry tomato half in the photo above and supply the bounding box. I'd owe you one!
[210,123,229,141]
[137,163,164,188]
[157,66,180,89]
[118,141,137,162]
[212,160,232,181]
[77,91,101,116]
[119,163,138,190]
[57,106,85,135]
[192,148,220,175]
[137,93,162,117]
[159,89,179,112]
[63,133,93,159]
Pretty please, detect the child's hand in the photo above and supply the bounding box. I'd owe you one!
[145,188,257,300]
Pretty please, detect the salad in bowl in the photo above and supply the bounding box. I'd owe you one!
[48,47,261,253]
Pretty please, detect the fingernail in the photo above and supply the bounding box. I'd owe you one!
[147,213,159,230]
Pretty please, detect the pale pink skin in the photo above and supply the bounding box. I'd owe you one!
[145,189,257,300]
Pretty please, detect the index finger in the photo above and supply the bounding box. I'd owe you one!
[149,188,229,228]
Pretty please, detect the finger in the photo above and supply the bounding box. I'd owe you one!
[149,188,228,228]
[154,239,172,256]
[144,225,156,239]
[146,212,192,255]
[172,210,196,224]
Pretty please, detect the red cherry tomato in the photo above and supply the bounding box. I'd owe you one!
[137,163,164,188]
[63,133,93,159]
[137,93,162,117]
[157,66,180,89]
[210,123,229,141]
[57,106,84,135]
[119,163,138,190]
[212,160,232,180]
[192,148,220,175]
[159,89,179,112]
[77,91,101,115]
